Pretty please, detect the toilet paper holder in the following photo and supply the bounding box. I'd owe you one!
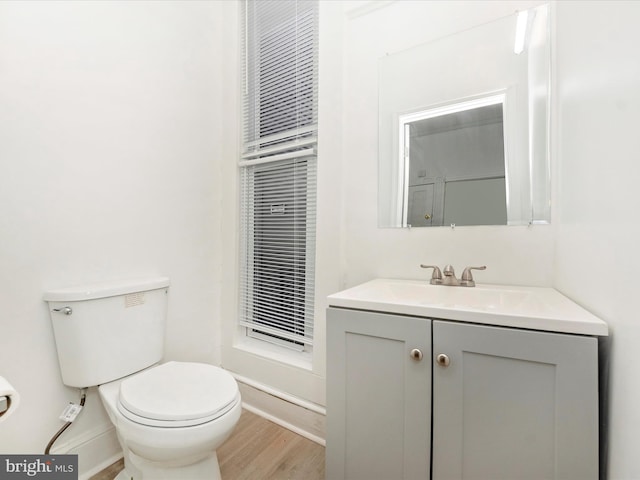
[0,376,20,423]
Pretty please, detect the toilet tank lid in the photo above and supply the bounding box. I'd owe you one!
[43,276,170,302]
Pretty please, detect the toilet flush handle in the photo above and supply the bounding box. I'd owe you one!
[53,306,73,315]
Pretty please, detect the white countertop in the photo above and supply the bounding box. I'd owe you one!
[327,279,608,336]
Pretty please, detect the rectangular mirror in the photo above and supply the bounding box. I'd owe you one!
[378,4,550,228]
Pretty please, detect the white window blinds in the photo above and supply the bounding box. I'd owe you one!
[239,0,318,348]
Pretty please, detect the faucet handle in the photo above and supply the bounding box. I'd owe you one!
[420,265,443,285]
[460,266,487,287]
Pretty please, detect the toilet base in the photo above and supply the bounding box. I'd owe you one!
[115,450,221,480]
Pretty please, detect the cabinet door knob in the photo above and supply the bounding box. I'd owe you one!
[436,353,450,367]
[410,348,423,361]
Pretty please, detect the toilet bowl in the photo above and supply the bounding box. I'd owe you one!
[99,361,241,480]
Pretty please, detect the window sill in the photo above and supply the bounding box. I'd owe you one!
[233,337,313,371]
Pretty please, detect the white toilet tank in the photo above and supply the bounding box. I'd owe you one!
[44,277,170,388]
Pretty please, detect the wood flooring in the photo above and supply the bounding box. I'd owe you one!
[89,409,325,480]
[90,459,124,480]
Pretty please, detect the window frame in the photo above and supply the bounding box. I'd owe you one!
[238,0,319,352]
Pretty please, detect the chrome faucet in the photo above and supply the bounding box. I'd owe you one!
[442,264,459,286]
[420,264,486,287]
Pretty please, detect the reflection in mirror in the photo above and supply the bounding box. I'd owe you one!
[378,4,550,228]
[402,95,507,227]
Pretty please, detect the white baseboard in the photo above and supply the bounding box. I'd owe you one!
[79,451,123,480]
[232,374,326,446]
[51,423,122,480]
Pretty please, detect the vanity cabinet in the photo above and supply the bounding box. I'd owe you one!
[326,308,432,480]
[432,320,599,480]
[327,308,600,480]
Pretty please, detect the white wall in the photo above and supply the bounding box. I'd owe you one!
[0,0,224,471]
[554,2,640,478]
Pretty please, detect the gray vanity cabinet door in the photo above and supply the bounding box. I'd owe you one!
[326,308,432,480]
[432,320,599,480]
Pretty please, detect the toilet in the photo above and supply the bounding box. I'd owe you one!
[44,277,241,480]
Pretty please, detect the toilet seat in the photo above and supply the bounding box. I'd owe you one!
[117,361,240,428]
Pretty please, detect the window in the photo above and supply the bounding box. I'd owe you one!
[239,0,318,351]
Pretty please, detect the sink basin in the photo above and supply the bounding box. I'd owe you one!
[373,281,531,309]
[327,279,608,336]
